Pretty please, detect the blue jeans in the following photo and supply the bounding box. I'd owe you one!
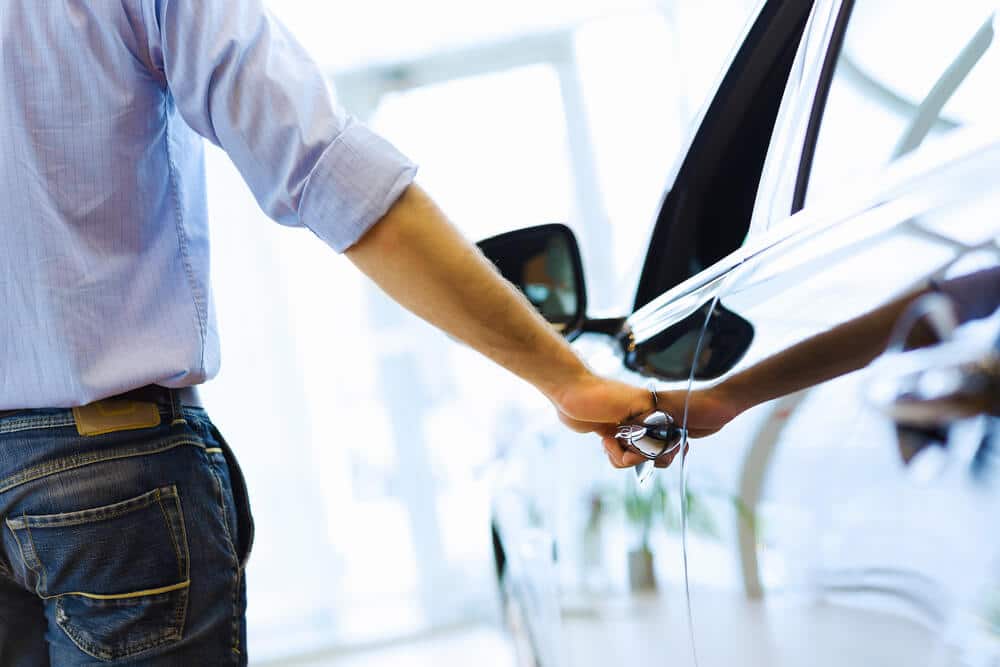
[0,399,254,665]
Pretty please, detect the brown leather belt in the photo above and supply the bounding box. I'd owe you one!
[0,385,203,420]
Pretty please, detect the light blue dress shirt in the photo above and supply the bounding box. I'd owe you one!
[0,0,417,409]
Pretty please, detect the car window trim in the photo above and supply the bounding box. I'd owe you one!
[791,3,996,210]
[631,0,815,312]
[790,0,855,213]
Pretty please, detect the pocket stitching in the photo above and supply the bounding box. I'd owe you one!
[48,579,191,603]
[22,519,49,597]
[156,494,185,582]
[9,485,191,660]
[164,488,191,643]
[0,437,205,495]
[205,462,237,563]
[55,589,189,662]
[205,453,243,656]
[161,489,192,647]
[6,518,45,596]
[208,425,254,568]
[6,486,176,530]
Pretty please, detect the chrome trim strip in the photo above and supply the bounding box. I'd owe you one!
[627,125,1000,344]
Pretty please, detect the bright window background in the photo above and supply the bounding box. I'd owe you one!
[196,0,759,661]
[806,0,999,206]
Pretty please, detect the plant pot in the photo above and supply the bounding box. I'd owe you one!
[628,546,657,592]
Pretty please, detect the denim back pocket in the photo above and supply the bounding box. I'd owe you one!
[5,485,190,661]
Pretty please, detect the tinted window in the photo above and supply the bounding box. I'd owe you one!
[805,1,999,206]
[633,0,812,310]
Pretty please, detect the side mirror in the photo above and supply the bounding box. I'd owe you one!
[625,302,754,381]
[477,224,587,338]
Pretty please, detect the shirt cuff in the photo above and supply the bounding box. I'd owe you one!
[298,118,418,253]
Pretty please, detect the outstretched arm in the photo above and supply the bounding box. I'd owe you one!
[346,184,654,468]
[715,285,934,416]
[662,266,1000,439]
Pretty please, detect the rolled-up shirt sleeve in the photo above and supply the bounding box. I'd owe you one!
[147,0,416,251]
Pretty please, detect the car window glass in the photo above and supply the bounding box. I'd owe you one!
[805,0,999,206]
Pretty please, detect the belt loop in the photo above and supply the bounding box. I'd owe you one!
[167,388,186,426]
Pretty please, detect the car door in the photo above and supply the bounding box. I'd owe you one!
[488,1,819,665]
[661,1,1000,664]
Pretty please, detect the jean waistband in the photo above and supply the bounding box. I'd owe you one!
[0,385,203,422]
[0,399,215,503]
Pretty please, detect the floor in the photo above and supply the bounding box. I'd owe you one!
[255,589,984,666]
[559,589,949,667]
[253,626,517,667]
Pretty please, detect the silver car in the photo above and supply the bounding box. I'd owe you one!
[479,0,1000,665]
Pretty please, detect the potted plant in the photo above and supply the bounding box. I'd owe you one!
[623,480,665,591]
[589,475,755,593]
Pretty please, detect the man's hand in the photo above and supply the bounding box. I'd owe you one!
[552,380,747,470]
[549,373,656,469]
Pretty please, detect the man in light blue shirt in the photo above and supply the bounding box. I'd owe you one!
[0,1,656,664]
[1,0,415,407]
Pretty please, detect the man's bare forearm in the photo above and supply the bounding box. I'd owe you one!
[345,184,590,401]
[718,287,932,413]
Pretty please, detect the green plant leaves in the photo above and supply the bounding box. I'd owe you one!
[592,475,757,544]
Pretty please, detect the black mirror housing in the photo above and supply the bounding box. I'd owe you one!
[477,224,587,339]
[625,302,754,381]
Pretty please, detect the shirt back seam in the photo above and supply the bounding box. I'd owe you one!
[163,97,208,377]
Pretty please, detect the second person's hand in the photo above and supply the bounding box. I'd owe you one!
[553,377,749,470]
